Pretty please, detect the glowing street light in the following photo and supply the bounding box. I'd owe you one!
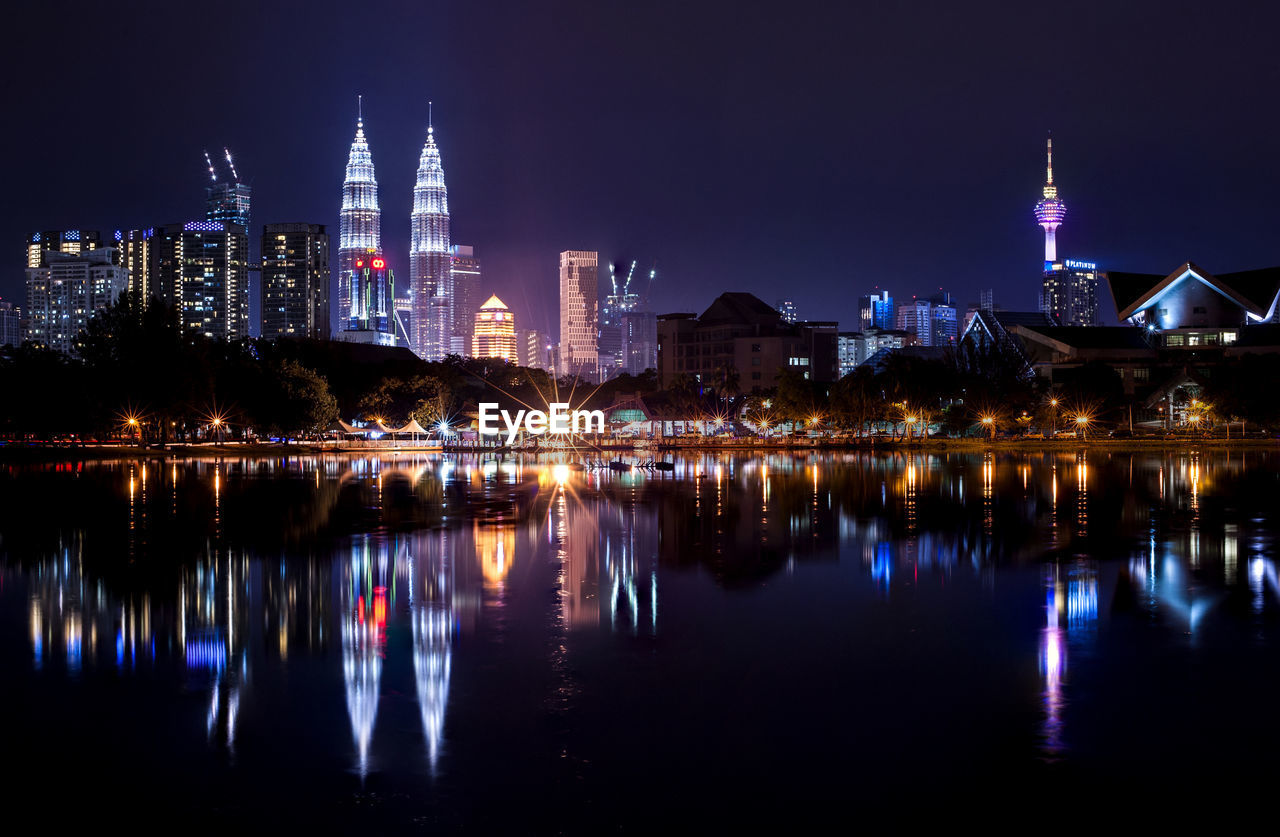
[1075,413,1090,440]
[980,414,996,440]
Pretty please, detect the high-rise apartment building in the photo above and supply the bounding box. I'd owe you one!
[338,104,382,336]
[410,116,451,360]
[27,230,103,269]
[117,228,158,299]
[261,223,329,340]
[0,299,21,348]
[559,251,599,379]
[472,294,517,362]
[893,295,956,347]
[142,222,250,340]
[449,245,481,355]
[25,248,127,355]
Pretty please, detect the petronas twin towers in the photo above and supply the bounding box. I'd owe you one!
[338,100,452,359]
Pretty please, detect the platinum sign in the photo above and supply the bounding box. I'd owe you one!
[478,402,606,445]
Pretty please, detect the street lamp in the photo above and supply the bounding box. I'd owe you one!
[1075,413,1089,440]
[905,415,918,440]
[1049,398,1059,436]
[981,414,996,440]
[211,416,223,445]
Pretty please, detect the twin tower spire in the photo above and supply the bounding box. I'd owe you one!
[338,98,452,360]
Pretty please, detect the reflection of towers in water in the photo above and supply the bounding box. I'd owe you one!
[341,537,389,776]
[982,451,994,534]
[554,486,600,629]
[181,553,251,751]
[338,532,458,776]
[601,502,659,634]
[1039,561,1098,759]
[411,531,454,774]
[1075,451,1088,538]
[24,533,159,675]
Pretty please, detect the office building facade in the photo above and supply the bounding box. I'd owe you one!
[472,294,517,362]
[858,290,894,331]
[559,250,599,379]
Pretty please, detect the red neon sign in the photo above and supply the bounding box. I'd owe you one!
[371,258,385,269]
[355,260,364,268]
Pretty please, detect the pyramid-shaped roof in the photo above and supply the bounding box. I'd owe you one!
[479,294,507,310]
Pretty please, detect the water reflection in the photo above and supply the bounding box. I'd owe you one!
[4,449,1280,803]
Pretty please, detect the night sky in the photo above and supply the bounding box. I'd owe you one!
[6,0,1280,335]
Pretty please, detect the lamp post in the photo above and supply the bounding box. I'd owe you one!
[211,417,223,446]
[981,415,995,440]
[1075,414,1089,441]
[1049,398,1059,437]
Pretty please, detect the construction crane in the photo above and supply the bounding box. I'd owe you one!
[203,150,218,182]
[610,260,637,298]
[224,148,240,182]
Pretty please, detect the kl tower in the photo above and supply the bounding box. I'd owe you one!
[1034,135,1066,267]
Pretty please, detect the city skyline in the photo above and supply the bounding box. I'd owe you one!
[8,2,1280,338]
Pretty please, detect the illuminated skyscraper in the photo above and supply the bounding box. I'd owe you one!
[1033,138,1099,326]
[1043,259,1100,327]
[559,250,599,379]
[159,221,251,340]
[600,260,650,377]
[858,290,894,331]
[340,251,397,346]
[1033,135,1066,266]
[338,100,381,335]
[471,294,517,362]
[205,149,251,228]
[410,109,451,360]
[449,245,481,355]
[261,223,329,340]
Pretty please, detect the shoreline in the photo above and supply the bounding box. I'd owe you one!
[1,437,1276,463]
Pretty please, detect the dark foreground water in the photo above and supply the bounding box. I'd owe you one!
[2,449,1279,828]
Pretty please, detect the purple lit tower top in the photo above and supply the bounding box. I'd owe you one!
[1033,135,1066,265]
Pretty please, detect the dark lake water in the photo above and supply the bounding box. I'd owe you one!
[2,449,1279,828]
